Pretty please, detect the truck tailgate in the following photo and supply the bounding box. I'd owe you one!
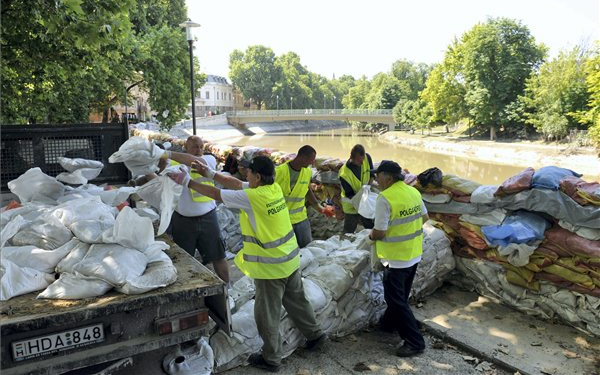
[0,241,231,375]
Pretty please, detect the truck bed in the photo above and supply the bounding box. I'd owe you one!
[0,239,231,375]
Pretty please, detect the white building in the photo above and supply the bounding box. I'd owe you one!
[193,75,235,116]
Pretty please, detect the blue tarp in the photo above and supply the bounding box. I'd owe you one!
[481,210,551,247]
[531,166,582,190]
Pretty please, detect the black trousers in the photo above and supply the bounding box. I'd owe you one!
[380,264,425,350]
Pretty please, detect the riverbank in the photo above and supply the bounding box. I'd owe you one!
[381,131,600,181]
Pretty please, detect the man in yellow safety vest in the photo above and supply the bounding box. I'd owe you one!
[274,145,327,248]
[339,144,375,233]
[159,136,230,284]
[168,155,326,373]
[368,160,428,358]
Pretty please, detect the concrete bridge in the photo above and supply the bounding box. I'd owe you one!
[226,109,395,127]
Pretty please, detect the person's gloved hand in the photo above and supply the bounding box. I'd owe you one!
[168,166,191,187]
[319,204,336,217]
[191,160,216,179]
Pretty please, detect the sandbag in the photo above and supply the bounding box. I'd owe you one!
[8,167,65,204]
[162,338,214,375]
[38,273,112,299]
[0,258,55,301]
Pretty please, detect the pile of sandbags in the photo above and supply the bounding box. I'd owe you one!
[420,166,600,336]
[209,226,454,372]
[1,167,178,301]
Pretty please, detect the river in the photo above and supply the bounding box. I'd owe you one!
[226,128,532,185]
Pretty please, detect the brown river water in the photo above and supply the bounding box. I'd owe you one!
[226,129,532,185]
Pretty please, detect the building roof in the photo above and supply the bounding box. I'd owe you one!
[206,75,229,85]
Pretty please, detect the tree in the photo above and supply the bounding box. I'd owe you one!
[1,0,195,129]
[522,47,591,140]
[420,42,468,125]
[459,18,546,139]
[342,77,371,109]
[229,45,281,110]
[577,44,600,151]
[391,59,431,100]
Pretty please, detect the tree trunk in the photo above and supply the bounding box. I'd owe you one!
[490,125,496,141]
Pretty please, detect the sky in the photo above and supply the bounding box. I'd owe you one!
[186,0,599,80]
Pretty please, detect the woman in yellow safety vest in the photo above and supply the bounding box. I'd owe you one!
[167,155,326,373]
[339,144,375,233]
[368,160,428,358]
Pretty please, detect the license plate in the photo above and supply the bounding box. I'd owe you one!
[12,323,104,361]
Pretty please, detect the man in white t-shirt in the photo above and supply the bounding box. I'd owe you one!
[368,160,427,358]
[164,136,229,284]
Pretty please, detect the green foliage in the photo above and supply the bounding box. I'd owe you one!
[522,47,591,140]
[229,45,281,109]
[579,45,600,150]
[1,0,193,127]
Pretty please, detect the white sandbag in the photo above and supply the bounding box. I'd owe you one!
[7,167,65,204]
[306,263,353,300]
[108,136,165,176]
[2,242,74,273]
[133,207,160,222]
[498,240,541,267]
[72,243,148,287]
[302,277,331,313]
[328,249,369,277]
[558,220,600,241]
[1,258,55,301]
[70,219,115,243]
[58,157,103,172]
[1,203,51,228]
[299,247,318,275]
[470,185,499,204]
[55,239,91,273]
[211,300,262,373]
[56,168,102,185]
[102,206,154,251]
[421,193,452,204]
[162,337,214,375]
[136,171,183,235]
[11,214,73,250]
[38,273,112,299]
[116,252,177,294]
[98,186,138,207]
[349,185,377,219]
[1,214,27,247]
[50,196,115,227]
[229,276,255,313]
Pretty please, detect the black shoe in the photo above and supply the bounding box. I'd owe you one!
[247,353,281,373]
[304,333,327,351]
[395,344,424,358]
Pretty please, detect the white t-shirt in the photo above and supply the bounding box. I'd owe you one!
[220,182,260,231]
[176,155,218,217]
[373,194,428,269]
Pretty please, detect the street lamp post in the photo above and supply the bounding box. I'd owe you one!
[333,95,336,112]
[180,19,201,135]
[276,95,279,111]
[290,97,293,111]
[323,95,326,109]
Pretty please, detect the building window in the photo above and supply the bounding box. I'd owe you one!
[229,93,232,101]
[205,91,210,99]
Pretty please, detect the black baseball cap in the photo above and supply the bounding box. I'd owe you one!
[243,155,275,176]
[375,160,403,179]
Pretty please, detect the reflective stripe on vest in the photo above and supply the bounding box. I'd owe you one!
[339,157,370,214]
[274,162,311,224]
[171,160,215,202]
[375,181,424,262]
[234,183,300,279]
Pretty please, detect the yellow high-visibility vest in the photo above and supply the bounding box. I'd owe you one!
[339,157,370,214]
[275,162,312,224]
[234,183,300,279]
[171,160,215,203]
[375,181,424,261]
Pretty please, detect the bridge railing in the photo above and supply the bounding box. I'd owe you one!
[227,109,393,117]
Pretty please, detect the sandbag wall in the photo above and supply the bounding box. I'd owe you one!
[136,130,600,337]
